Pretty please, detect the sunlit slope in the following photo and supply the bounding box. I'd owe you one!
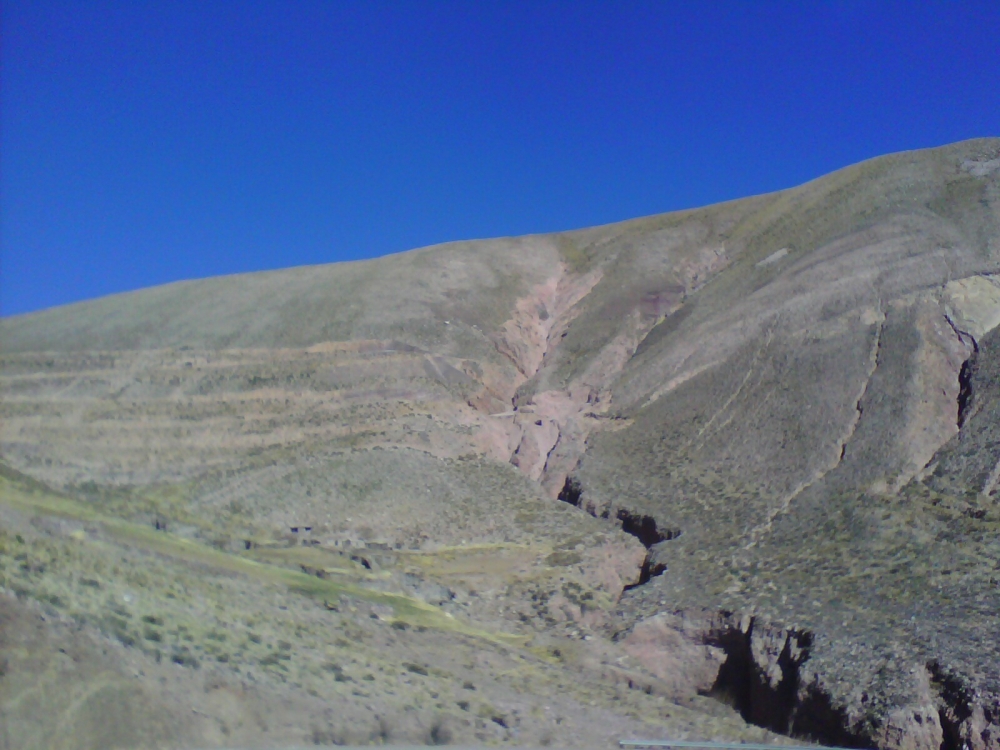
[2,137,1000,750]
[0,234,563,355]
[2,139,996,364]
[0,460,787,749]
[570,139,1000,746]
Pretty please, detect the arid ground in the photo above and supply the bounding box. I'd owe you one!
[1,138,999,749]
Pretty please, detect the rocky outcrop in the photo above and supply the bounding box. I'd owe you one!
[618,610,1000,750]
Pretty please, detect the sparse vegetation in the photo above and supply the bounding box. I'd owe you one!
[2,138,999,748]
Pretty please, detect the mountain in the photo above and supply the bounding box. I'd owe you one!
[1,137,998,750]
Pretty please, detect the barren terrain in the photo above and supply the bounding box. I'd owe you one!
[1,138,999,749]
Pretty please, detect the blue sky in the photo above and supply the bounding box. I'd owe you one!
[2,1,998,316]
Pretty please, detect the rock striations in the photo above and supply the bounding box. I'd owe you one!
[1,138,999,749]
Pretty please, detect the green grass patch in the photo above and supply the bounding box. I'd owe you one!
[0,466,525,646]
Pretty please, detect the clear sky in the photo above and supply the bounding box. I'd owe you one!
[2,1,998,316]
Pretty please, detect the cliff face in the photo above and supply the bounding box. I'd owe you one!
[1,138,999,749]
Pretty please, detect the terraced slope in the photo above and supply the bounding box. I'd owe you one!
[1,137,999,750]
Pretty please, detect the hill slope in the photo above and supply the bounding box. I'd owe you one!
[2,137,999,750]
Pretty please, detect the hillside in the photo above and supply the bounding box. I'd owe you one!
[1,137,999,749]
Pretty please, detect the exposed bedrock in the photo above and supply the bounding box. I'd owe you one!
[619,610,1000,750]
[557,475,674,591]
[571,269,1000,749]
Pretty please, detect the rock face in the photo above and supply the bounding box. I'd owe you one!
[1,137,999,749]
